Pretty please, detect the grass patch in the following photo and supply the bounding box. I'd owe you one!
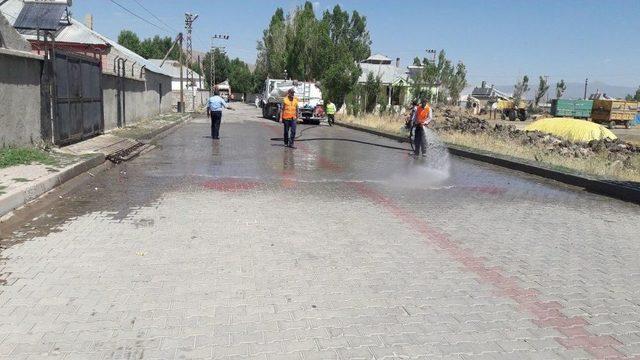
[11,178,30,182]
[339,114,640,183]
[0,148,57,169]
[0,185,5,195]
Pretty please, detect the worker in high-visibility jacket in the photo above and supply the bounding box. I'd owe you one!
[411,98,433,157]
[280,88,299,148]
[326,100,337,126]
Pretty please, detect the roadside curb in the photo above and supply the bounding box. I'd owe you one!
[0,154,104,219]
[138,113,192,142]
[335,121,640,205]
[0,113,192,220]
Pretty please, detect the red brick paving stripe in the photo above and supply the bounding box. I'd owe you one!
[348,182,630,359]
[202,179,261,192]
[259,119,631,359]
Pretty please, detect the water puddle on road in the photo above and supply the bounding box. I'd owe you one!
[386,128,451,189]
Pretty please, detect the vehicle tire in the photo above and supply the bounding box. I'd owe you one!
[508,110,516,122]
[500,112,506,120]
[625,121,631,129]
[261,104,268,118]
[518,109,527,121]
[608,121,615,129]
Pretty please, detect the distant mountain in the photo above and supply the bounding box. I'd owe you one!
[463,81,638,101]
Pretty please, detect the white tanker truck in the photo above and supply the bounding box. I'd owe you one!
[259,79,326,124]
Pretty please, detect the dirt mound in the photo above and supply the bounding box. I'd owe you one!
[434,108,639,162]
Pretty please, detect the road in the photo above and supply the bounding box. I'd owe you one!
[0,104,639,360]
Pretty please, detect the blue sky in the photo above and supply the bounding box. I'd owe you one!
[69,0,640,87]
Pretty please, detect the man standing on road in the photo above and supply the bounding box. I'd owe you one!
[411,97,433,157]
[207,90,233,140]
[280,88,299,148]
[326,100,337,126]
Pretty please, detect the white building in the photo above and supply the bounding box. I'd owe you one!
[148,59,204,92]
[358,54,411,106]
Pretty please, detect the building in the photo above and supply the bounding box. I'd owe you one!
[358,54,411,106]
[148,59,204,92]
[0,0,174,145]
[469,81,510,109]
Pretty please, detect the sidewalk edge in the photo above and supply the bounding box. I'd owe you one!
[0,154,105,219]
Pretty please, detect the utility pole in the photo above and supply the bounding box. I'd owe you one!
[210,34,229,92]
[584,78,589,100]
[184,12,199,112]
[179,34,184,113]
[426,49,437,104]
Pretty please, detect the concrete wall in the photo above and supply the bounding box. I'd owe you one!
[0,48,43,147]
[172,90,210,112]
[102,71,172,130]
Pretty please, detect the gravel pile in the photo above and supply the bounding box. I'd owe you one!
[434,108,639,163]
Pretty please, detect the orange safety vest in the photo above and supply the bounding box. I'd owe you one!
[415,104,431,125]
[282,97,299,120]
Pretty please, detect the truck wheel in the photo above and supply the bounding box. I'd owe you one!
[500,112,506,120]
[262,105,268,119]
[608,121,615,129]
[518,110,527,121]
[508,110,516,121]
[625,121,631,129]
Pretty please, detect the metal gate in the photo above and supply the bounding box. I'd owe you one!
[50,52,104,145]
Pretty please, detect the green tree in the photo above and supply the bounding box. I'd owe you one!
[448,62,468,105]
[117,30,141,54]
[556,79,567,99]
[412,57,422,66]
[625,86,640,101]
[202,48,230,88]
[534,76,550,107]
[363,72,381,113]
[512,75,530,107]
[255,2,371,109]
[228,58,254,94]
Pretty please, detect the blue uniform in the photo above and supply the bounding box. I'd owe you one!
[207,95,227,112]
[207,95,227,139]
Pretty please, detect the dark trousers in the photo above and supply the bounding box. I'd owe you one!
[283,119,297,146]
[210,111,222,139]
[328,114,335,125]
[414,125,427,155]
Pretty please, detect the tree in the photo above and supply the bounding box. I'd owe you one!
[117,30,141,54]
[448,62,468,105]
[202,48,230,88]
[255,2,371,109]
[117,30,181,61]
[556,80,567,99]
[512,75,530,107]
[412,57,422,66]
[625,86,640,101]
[534,76,550,107]
[363,72,381,113]
[228,58,254,94]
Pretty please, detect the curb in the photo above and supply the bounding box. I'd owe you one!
[138,114,192,142]
[0,114,192,220]
[335,121,640,205]
[0,154,105,219]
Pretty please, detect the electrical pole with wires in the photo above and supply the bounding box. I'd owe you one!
[210,34,229,93]
[184,13,198,112]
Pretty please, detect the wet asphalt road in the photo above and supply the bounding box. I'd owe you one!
[0,104,639,360]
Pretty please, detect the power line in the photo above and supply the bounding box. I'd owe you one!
[108,0,169,34]
[130,0,177,33]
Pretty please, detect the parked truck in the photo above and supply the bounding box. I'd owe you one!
[259,79,326,124]
[591,99,639,129]
[550,99,593,119]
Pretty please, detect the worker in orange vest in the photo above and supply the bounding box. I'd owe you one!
[280,88,299,148]
[411,97,433,157]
